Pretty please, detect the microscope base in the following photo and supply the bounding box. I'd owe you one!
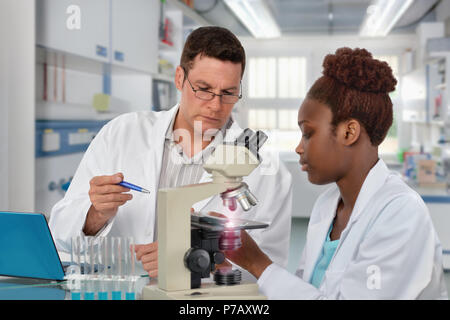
[142,282,266,300]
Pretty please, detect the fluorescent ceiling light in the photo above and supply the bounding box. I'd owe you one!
[359,0,414,37]
[224,0,281,38]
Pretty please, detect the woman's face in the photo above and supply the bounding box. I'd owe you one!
[295,98,347,185]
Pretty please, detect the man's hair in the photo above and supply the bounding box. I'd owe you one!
[307,47,397,146]
[180,26,246,78]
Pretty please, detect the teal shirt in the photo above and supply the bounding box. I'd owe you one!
[310,224,339,288]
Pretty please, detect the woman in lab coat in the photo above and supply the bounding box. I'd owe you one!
[224,47,448,299]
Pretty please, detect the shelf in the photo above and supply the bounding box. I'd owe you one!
[436,83,447,90]
[403,119,445,126]
[159,41,177,51]
[36,101,123,121]
[36,45,104,75]
[152,73,175,82]
[37,45,157,77]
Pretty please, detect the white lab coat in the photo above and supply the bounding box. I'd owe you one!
[49,104,293,268]
[257,159,448,299]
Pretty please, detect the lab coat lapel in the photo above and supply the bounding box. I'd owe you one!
[339,159,390,239]
[143,104,179,189]
[326,159,391,267]
[302,160,390,281]
[192,119,244,212]
[141,105,179,240]
[302,188,340,282]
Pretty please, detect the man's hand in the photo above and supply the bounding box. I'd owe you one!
[224,230,273,279]
[83,173,132,235]
[135,209,196,278]
[135,242,158,278]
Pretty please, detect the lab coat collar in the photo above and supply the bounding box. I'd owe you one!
[315,158,390,225]
[302,158,390,281]
[155,103,245,159]
[142,105,179,241]
[302,189,340,282]
[164,107,234,165]
[142,104,179,179]
[150,105,245,212]
[346,158,390,226]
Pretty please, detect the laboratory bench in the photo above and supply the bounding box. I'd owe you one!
[0,275,150,300]
[406,183,450,270]
[0,276,67,300]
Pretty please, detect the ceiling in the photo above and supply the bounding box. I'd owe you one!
[190,0,442,37]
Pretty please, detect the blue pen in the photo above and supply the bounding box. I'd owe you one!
[118,181,150,194]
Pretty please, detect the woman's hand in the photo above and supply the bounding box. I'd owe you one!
[224,229,273,279]
[206,211,273,279]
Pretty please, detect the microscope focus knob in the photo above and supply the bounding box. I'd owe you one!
[184,248,211,273]
[213,251,225,265]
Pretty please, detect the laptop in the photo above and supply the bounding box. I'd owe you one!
[0,211,65,281]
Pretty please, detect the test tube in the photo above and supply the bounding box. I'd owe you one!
[129,238,135,278]
[70,235,81,268]
[111,237,124,278]
[70,236,75,267]
[84,236,95,300]
[103,236,111,278]
[97,236,109,300]
[125,237,136,300]
[90,237,95,277]
[111,237,122,300]
[68,236,82,300]
[83,236,89,275]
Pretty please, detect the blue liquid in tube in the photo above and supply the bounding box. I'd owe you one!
[125,292,135,300]
[84,292,95,300]
[98,291,108,300]
[112,291,122,300]
[71,292,81,300]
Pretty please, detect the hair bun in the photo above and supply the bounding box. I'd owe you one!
[322,47,397,93]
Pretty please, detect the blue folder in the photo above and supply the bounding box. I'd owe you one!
[0,211,65,281]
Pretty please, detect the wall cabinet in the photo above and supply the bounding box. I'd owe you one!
[36,0,110,62]
[111,0,159,73]
[36,0,159,73]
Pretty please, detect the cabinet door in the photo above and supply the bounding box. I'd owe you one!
[111,0,159,73]
[36,0,110,62]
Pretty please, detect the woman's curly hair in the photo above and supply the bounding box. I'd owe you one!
[307,47,397,146]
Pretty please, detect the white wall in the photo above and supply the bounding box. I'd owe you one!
[0,1,35,211]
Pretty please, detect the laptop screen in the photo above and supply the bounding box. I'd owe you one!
[0,211,65,280]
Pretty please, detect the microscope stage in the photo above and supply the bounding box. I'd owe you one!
[191,212,269,231]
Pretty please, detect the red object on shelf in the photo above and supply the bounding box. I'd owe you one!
[181,0,194,8]
[435,93,442,117]
[43,62,47,101]
[161,17,173,47]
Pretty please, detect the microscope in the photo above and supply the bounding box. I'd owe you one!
[142,129,269,300]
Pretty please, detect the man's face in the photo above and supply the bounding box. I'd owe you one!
[175,55,242,135]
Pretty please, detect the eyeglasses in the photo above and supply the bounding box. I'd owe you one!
[183,70,242,104]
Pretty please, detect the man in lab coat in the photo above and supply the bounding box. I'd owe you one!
[49,26,292,278]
